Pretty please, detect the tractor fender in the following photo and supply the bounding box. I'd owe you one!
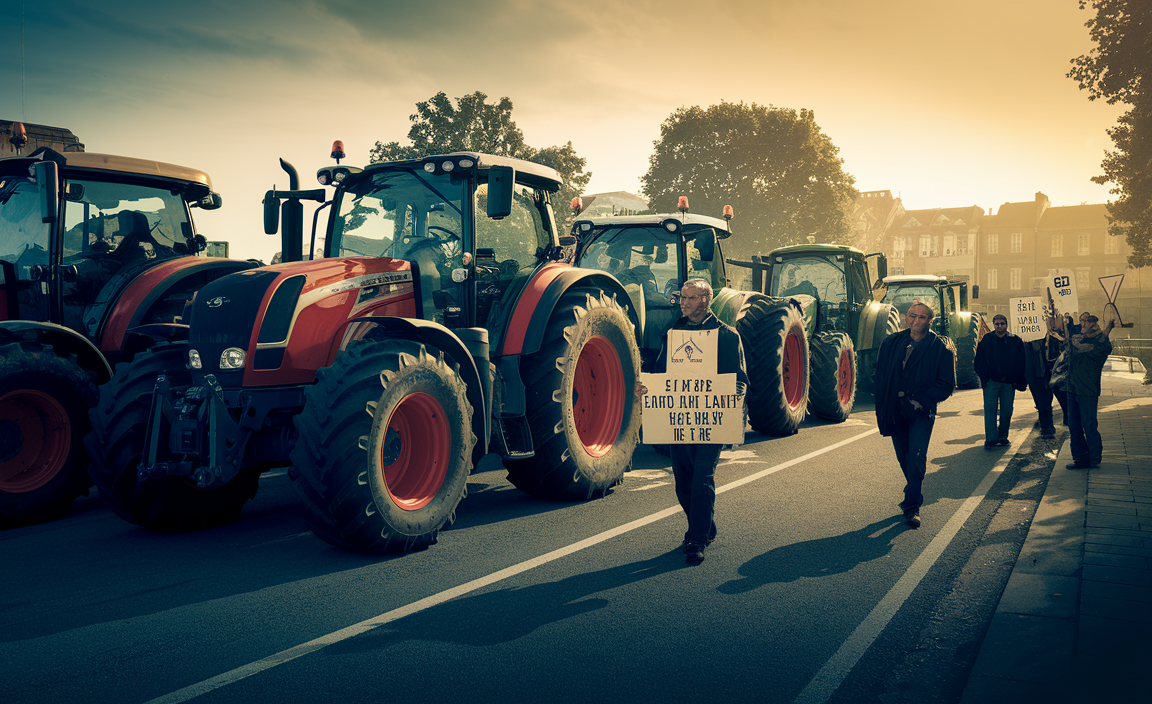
[98,257,261,358]
[856,300,899,352]
[0,320,113,384]
[333,316,490,457]
[711,287,806,329]
[497,263,639,357]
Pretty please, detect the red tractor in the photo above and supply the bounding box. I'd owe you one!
[86,150,642,551]
[0,146,258,526]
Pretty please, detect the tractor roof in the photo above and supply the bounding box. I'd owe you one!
[769,243,865,256]
[883,274,948,284]
[364,152,563,191]
[0,151,215,189]
[576,212,732,230]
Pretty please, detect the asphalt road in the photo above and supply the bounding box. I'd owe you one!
[0,387,1059,704]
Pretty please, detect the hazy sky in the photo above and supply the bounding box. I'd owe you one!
[0,0,1123,261]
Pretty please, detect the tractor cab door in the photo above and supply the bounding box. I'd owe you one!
[845,254,873,337]
[0,174,53,323]
[473,180,555,330]
[941,284,961,337]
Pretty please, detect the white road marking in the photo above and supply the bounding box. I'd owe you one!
[792,431,1021,704]
[146,429,879,704]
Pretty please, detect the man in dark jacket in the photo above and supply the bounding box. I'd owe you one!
[974,314,1027,447]
[1024,333,1061,438]
[637,278,748,565]
[875,301,956,528]
[1065,314,1114,469]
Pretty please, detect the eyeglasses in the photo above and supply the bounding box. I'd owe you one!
[671,294,706,303]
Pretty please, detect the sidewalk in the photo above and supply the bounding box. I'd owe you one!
[960,374,1152,704]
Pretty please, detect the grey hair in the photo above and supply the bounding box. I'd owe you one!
[681,278,712,298]
[908,300,935,319]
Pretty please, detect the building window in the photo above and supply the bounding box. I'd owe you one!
[919,235,931,258]
[1104,235,1119,254]
[1010,268,1021,290]
[987,233,999,254]
[931,236,939,257]
[944,234,956,256]
[1076,268,1090,289]
[1078,233,1090,256]
[1051,234,1063,257]
[1011,232,1022,253]
[987,268,998,289]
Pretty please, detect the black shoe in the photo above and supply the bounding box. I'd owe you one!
[1041,429,1056,438]
[685,544,705,565]
[984,441,997,448]
[904,511,921,528]
[1066,461,1090,469]
[996,439,1010,446]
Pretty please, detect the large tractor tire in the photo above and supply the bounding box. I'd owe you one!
[0,341,98,527]
[738,298,809,436]
[954,315,980,389]
[808,331,856,423]
[857,305,901,396]
[506,288,641,500]
[290,339,475,553]
[85,343,260,530]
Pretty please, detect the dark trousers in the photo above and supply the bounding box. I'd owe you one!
[890,415,935,512]
[1027,377,1056,432]
[1052,386,1069,426]
[982,381,1016,442]
[1067,392,1102,465]
[669,444,720,545]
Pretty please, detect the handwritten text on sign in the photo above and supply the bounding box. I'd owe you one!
[1009,296,1045,342]
[639,329,744,444]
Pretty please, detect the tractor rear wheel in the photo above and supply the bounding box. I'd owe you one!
[0,341,98,527]
[738,298,808,436]
[506,288,641,500]
[955,315,980,389]
[85,343,260,530]
[809,331,856,422]
[290,339,474,553]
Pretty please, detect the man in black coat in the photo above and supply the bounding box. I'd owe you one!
[974,314,1027,447]
[875,301,956,528]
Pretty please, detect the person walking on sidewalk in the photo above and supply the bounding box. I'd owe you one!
[874,301,956,528]
[636,278,748,564]
[1065,314,1115,469]
[974,314,1027,447]
[1024,332,1061,437]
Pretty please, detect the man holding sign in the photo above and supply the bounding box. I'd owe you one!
[636,279,748,565]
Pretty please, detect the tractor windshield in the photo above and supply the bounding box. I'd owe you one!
[772,255,846,303]
[578,226,684,305]
[330,170,464,264]
[0,176,49,277]
[883,284,939,317]
[60,178,196,264]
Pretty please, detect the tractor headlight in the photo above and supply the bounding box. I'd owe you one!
[219,347,246,370]
[188,349,203,369]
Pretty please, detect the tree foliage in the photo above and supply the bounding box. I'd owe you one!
[641,101,858,261]
[370,91,590,225]
[1068,0,1152,268]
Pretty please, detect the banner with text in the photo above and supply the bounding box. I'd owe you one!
[1044,269,1080,319]
[1009,297,1045,342]
[639,329,744,444]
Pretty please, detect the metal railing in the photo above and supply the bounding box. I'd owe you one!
[1110,338,1152,383]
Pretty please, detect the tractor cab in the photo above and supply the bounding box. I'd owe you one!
[0,150,222,337]
[571,203,731,365]
[763,244,887,336]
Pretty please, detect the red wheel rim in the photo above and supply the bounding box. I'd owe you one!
[0,389,71,492]
[380,392,450,511]
[837,349,855,405]
[782,332,804,409]
[573,335,624,458]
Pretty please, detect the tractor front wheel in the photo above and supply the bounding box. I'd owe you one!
[290,340,474,553]
[738,298,809,436]
[0,341,98,527]
[506,288,641,500]
[809,331,856,422]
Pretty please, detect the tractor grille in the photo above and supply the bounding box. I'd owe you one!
[189,270,282,372]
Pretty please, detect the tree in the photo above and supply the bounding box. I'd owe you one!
[370,91,591,224]
[641,101,858,261]
[1068,0,1152,268]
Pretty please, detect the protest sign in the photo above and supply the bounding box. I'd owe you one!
[1009,296,1045,341]
[1044,268,1080,319]
[639,329,744,444]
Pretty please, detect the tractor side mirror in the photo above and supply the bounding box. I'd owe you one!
[972,285,979,300]
[486,166,515,220]
[193,192,223,211]
[33,160,59,224]
[264,191,281,234]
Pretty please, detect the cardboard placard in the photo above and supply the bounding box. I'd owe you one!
[1009,297,1045,342]
[639,329,744,444]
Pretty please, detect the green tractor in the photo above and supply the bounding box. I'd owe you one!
[880,274,981,389]
[571,205,810,437]
[736,243,900,419]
